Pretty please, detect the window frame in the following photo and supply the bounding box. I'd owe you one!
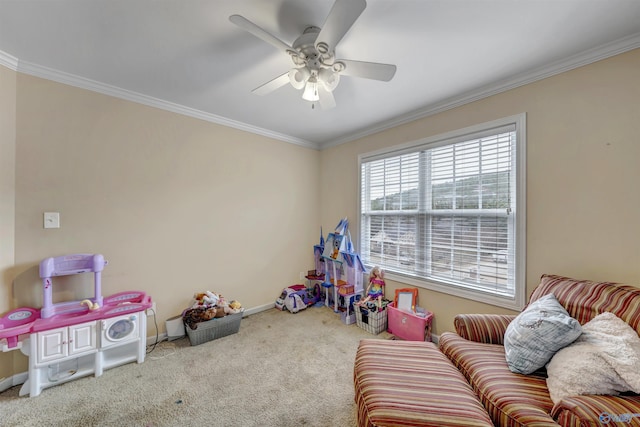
[357,114,526,311]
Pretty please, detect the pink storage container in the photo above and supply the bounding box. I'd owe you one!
[387,303,433,341]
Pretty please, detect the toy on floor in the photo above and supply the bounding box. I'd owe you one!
[192,291,220,308]
[0,254,153,397]
[190,291,242,315]
[275,284,319,313]
[183,291,243,329]
[358,266,385,309]
[183,307,219,330]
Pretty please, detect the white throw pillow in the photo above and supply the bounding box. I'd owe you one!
[546,312,640,404]
[504,293,582,374]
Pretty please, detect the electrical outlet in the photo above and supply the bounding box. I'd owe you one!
[146,302,156,316]
[299,272,305,280]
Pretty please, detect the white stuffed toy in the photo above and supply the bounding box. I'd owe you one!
[203,291,219,306]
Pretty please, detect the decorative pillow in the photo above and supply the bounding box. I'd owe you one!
[546,312,640,404]
[504,293,582,374]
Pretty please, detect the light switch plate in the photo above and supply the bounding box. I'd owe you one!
[44,212,60,228]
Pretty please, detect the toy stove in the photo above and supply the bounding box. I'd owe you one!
[0,254,153,397]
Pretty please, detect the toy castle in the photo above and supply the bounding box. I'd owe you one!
[311,218,367,317]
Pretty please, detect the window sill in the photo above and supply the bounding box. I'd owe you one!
[382,270,525,311]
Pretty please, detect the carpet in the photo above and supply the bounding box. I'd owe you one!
[0,306,392,426]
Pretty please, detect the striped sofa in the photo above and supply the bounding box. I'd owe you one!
[439,274,640,427]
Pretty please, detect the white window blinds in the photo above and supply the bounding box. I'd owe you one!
[359,116,525,308]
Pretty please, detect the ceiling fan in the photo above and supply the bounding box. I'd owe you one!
[229,0,396,109]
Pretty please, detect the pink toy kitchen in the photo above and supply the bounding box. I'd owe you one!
[0,254,152,397]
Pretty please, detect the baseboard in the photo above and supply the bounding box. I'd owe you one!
[243,302,275,317]
[0,371,28,393]
[147,333,168,346]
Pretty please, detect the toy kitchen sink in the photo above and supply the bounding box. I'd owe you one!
[0,254,153,397]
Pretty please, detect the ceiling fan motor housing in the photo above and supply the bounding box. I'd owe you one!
[292,26,329,71]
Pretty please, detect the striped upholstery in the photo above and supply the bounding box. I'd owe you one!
[354,339,494,427]
[529,274,640,334]
[440,332,559,427]
[441,274,640,427]
[551,394,640,427]
[454,313,516,344]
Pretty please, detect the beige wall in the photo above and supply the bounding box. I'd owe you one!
[10,74,320,340]
[320,48,640,335]
[2,48,640,380]
[0,61,17,381]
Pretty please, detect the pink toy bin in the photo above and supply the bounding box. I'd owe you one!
[387,303,433,342]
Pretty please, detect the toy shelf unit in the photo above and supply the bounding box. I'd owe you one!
[0,253,153,397]
[21,320,98,397]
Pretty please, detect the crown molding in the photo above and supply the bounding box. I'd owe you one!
[2,31,638,152]
[10,59,320,150]
[321,32,640,150]
[0,50,18,70]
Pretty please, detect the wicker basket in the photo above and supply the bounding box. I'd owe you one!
[355,306,387,335]
[185,311,242,346]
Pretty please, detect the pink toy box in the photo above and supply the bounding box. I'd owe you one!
[387,303,433,342]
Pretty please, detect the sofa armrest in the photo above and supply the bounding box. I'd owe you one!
[453,314,516,345]
[551,394,640,426]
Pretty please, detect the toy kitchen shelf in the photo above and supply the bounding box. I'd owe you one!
[0,254,152,397]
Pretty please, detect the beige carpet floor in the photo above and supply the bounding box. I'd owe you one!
[0,306,391,426]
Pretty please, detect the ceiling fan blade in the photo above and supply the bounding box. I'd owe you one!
[315,0,366,54]
[252,73,290,96]
[338,59,397,82]
[318,87,336,110]
[229,15,294,54]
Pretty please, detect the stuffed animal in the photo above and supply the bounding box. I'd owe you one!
[192,291,220,308]
[220,299,242,314]
[183,306,218,330]
[203,291,219,306]
[193,292,207,307]
[190,291,241,316]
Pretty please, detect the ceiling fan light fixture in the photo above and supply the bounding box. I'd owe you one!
[302,77,320,102]
[319,68,340,92]
[288,67,311,90]
[332,61,346,73]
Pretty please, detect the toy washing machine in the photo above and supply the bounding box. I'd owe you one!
[100,313,141,348]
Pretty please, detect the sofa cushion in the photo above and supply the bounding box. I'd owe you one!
[504,293,582,374]
[354,339,494,427]
[546,312,640,404]
[440,332,558,427]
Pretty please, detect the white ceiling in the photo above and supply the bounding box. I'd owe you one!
[1,0,639,149]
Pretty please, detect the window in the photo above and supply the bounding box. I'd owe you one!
[359,114,526,310]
